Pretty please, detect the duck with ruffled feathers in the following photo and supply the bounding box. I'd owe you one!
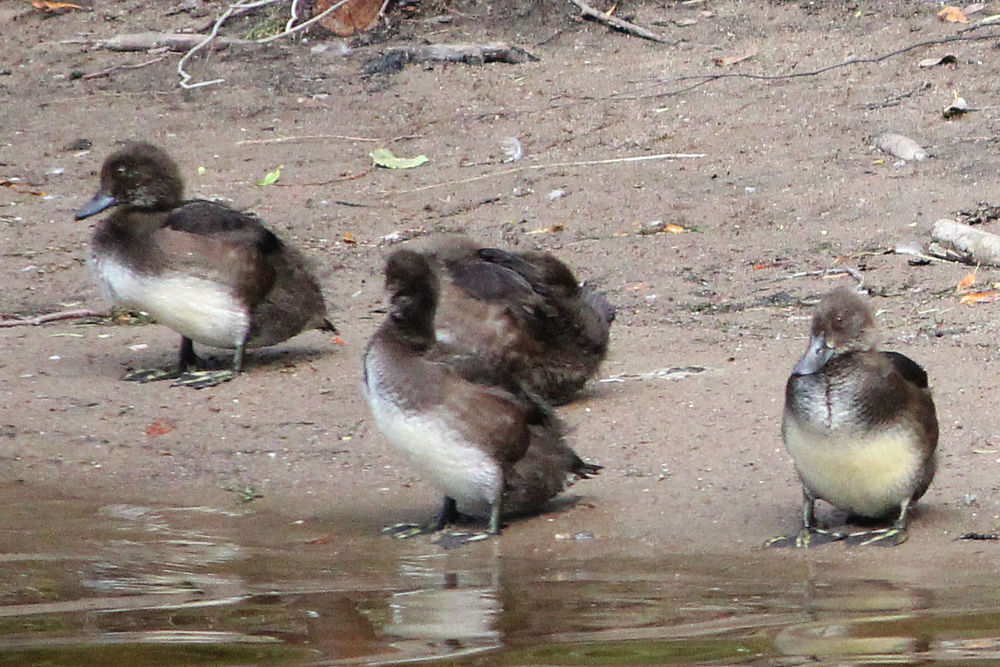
[776,287,938,547]
[362,249,600,538]
[76,142,335,388]
[420,234,615,405]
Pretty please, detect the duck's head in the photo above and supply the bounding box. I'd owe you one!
[385,249,439,336]
[75,142,184,220]
[793,287,878,376]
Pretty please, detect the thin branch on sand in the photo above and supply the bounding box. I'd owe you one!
[178,0,349,89]
[566,0,672,43]
[0,309,106,328]
[787,268,865,291]
[395,152,705,195]
[81,56,167,80]
[235,134,382,146]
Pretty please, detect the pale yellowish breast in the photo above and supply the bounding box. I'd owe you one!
[783,416,922,518]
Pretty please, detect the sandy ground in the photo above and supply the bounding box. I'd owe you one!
[3,0,1000,576]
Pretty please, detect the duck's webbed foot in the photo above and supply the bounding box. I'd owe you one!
[845,526,908,547]
[171,368,239,389]
[765,526,849,549]
[383,496,461,539]
[124,367,186,383]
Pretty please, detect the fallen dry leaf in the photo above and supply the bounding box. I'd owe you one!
[313,0,383,36]
[663,223,686,234]
[341,232,357,245]
[957,271,978,292]
[0,180,46,196]
[145,421,173,436]
[714,44,759,67]
[526,223,567,235]
[26,0,83,10]
[937,6,969,22]
[959,291,998,305]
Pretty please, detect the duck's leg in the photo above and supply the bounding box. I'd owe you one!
[433,496,459,531]
[794,488,849,548]
[172,339,244,389]
[124,336,200,383]
[487,486,504,535]
[767,488,848,548]
[849,498,911,547]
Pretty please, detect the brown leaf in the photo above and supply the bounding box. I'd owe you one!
[959,290,998,305]
[26,0,83,10]
[145,421,173,436]
[957,271,978,292]
[937,6,969,22]
[526,223,567,235]
[341,232,357,245]
[714,44,759,67]
[313,0,382,36]
[0,180,46,196]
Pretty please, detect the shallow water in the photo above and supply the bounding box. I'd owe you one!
[2,491,1000,666]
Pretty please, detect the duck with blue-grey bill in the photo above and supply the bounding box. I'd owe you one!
[76,142,335,388]
[774,287,938,548]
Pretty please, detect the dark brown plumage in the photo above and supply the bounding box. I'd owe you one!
[781,287,938,547]
[76,142,334,388]
[420,234,614,405]
[362,249,599,536]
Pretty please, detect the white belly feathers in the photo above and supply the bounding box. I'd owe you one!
[363,351,503,514]
[93,256,250,349]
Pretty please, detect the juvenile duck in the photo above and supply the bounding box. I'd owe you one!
[780,287,938,547]
[362,249,600,536]
[76,142,335,388]
[422,235,615,405]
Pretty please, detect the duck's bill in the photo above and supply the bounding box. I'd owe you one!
[75,191,118,220]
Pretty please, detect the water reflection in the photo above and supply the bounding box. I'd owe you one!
[2,490,1000,664]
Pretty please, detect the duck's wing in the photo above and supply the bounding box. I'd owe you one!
[164,201,282,254]
[151,203,278,304]
[882,351,929,389]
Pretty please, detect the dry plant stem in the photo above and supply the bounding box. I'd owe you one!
[235,134,381,145]
[0,309,105,328]
[178,0,349,89]
[566,0,671,43]
[396,152,705,195]
[640,31,1000,100]
[81,56,167,80]
[932,219,1000,266]
[99,32,249,52]
[787,268,865,291]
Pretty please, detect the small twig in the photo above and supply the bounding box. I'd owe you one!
[863,81,932,110]
[255,0,349,43]
[235,133,381,145]
[395,152,705,195]
[566,0,671,43]
[787,268,865,291]
[178,0,349,88]
[81,56,168,80]
[624,31,1000,101]
[0,309,106,328]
